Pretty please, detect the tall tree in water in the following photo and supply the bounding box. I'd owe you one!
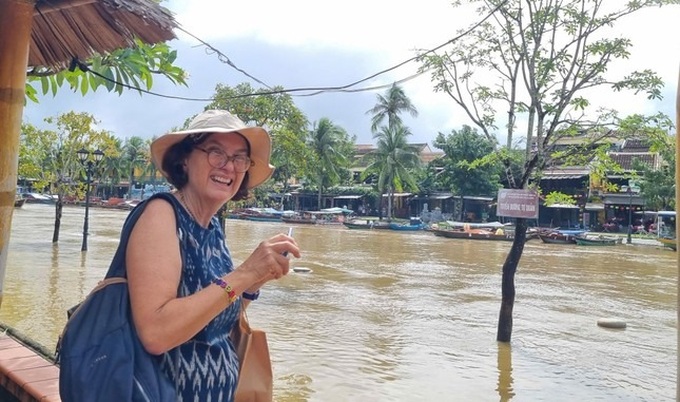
[366,83,419,132]
[420,0,676,342]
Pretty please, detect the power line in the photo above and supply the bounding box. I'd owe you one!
[72,1,506,102]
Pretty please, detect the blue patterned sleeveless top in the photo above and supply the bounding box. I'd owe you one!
[159,194,241,402]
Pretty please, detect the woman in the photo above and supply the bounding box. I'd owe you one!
[126,109,299,401]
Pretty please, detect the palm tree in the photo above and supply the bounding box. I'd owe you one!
[101,137,125,198]
[123,136,148,199]
[366,83,419,133]
[362,124,420,220]
[307,118,351,209]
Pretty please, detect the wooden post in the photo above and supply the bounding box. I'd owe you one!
[0,0,34,307]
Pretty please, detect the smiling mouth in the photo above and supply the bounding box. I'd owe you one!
[212,176,233,186]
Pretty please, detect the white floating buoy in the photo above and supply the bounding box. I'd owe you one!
[597,318,627,329]
[292,267,313,273]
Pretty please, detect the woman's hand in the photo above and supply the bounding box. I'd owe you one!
[236,232,300,287]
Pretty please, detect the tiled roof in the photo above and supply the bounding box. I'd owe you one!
[609,152,658,170]
[621,138,651,153]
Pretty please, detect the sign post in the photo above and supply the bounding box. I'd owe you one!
[496,189,539,220]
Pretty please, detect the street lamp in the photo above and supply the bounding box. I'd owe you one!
[77,148,104,251]
[626,187,633,244]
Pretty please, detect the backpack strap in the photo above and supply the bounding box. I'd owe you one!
[105,192,183,279]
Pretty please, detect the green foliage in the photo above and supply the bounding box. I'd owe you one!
[306,118,354,207]
[361,124,421,219]
[419,0,675,190]
[432,125,502,196]
[26,40,187,101]
[543,191,576,206]
[366,83,419,132]
[206,83,311,190]
[624,113,676,210]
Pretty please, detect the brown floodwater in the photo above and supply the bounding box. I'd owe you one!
[1,203,676,401]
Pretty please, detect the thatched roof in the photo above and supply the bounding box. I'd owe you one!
[31,0,177,70]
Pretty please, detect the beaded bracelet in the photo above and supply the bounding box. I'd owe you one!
[213,278,237,303]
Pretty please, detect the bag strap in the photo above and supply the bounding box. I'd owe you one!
[105,192,184,279]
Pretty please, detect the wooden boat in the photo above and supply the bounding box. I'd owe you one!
[574,234,622,246]
[537,229,585,244]
[14,196,25,208]
[657,237,677,251]
[388,218,425,231]
[430,227,515,241]
[281,211,316,224]
[538,232,577,244]
[240,207,283,222]
[343,219,390,230]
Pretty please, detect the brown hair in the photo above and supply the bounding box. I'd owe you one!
[161,133,250,201]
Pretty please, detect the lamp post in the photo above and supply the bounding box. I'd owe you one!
[77,148,104,251]
[626,187,633,244]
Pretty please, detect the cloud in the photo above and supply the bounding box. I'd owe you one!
[25,1,680,149]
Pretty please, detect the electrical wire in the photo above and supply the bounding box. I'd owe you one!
[67,1,508,102]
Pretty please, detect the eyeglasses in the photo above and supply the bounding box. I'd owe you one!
[196,147,253,172]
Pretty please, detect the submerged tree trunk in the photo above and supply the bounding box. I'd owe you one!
[497,217,528,343]
[52,201,63,243]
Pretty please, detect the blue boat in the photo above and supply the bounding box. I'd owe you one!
[389,217,426,231]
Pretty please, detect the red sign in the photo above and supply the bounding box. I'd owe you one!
[496,189,539,219]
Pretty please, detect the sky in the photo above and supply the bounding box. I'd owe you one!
[22,1,680,149]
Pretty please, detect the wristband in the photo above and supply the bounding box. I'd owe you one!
[213,278,237,303]
[242,290,260,301]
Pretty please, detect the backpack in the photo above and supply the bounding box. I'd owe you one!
[56,192,181,402]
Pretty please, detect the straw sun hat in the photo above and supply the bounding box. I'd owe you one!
[151,109,275,189]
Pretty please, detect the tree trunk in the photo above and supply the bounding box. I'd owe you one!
[317,183,322,210]
[0,0,33,308]
[128,169,134,199]
[387,188,393,220]
[218,204,227,233]
[497,217,528,343]
[52,201,63,243]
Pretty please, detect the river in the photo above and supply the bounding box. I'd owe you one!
[1,202,676,401]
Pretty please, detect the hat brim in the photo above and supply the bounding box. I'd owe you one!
[151,126,275,190]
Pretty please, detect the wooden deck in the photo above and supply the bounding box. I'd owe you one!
[0,335,60,401]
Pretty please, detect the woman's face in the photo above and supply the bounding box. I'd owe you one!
[185,132,249,203]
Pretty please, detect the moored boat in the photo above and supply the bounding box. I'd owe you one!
[537,229,584,244]
[343,219,390,230]
[657,237,677,251]
[430,227,515,241]
[281,211,316,224]
[388,217,426,231]
[574,233,622,246]
[14,195,25,208]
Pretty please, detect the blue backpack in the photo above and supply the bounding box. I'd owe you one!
[57,193,181,402]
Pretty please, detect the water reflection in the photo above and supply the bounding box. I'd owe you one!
[496,343,514,402]
[1,203,677,401]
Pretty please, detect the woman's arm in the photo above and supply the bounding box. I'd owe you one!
[126,198,299,355]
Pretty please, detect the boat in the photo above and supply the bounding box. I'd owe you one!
[307,207,354,225]
[343,219,390,230]
[388,217,426,231]
[430,227,516,241]
[240,207,283,222]
[281,211,316,225]
[538,232,577,244]
[537,229,586,244]
[21,192,55,204]
[14,195,25,208]
[657,237,677,251]
[574,233,622,246]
